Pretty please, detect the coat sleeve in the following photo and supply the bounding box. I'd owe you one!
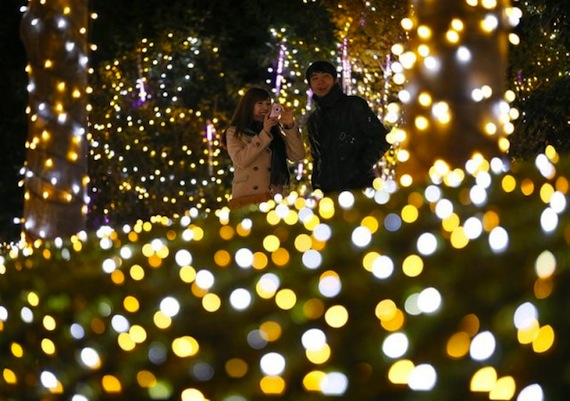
[352,97,390,169]
[226,126,273,168]
[282,124,306,162]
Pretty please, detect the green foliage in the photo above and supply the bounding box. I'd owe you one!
[1,156,569,400]
[508,0,570,159]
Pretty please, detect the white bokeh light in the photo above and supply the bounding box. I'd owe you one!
[382,332,409,358]
[417,287,442,314]
[260,352,286,375]
[408,364,437,391]
[470,331,496,361]
[229,288,252,311]
[417,233,438,255]
[301,328,327,351]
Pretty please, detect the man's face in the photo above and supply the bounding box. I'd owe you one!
[309,72,336,98]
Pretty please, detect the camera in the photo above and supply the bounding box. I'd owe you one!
[269,103,283,118]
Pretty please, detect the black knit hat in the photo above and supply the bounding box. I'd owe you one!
[305,61,338,84]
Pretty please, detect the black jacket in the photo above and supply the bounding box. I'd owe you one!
[306,84,390,194]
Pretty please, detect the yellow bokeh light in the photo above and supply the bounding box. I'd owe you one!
[318,198,335,219]
[202,293,221,312]
[388,359,415,384]
[446,331,470,359]
[375,299,398,321]
[259,321,282,342]
[179,266,197,283]
[324,305,349,328]
[214,249,231,266]
[533,325,555,353]
[303,298,325,320]
[226,358,248,378]
[459,314,480,336]
[172,336,199,358]
[260,375,286,395]
[136,370,157,388]
[153,311,172,329]
[275,289,296,310]
[118,332,136,351]
[501,175,516,193]
[3,368,17,384]
[381,309,405,331]
[303,370,326,391]
[306,344,331,364]
[102,375,122,393]
[11,343,23,358]
[489,376,516,400]
[271,248,290,266]
[402,254,424,277]
[450,226,469,249]
[471,366,497,392]
[263,235,280,252]
[130,264,145,280]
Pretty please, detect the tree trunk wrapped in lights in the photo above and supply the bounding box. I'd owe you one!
[398,0,516,183]
[20,0,89,241]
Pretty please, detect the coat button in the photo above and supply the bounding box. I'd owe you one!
[253,186,258,190]
[253,166,258,171]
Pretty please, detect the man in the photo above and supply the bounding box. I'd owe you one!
[305,61,390,194]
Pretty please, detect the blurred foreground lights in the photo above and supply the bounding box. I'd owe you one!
[79,347,101,369]
[320,372,348,395]
[514,302,538,330]
[517,384,544,401]
[229,288,252,311]
[180,388,207,401]
[302,328,327,351]
[540,207,558,233]
[371,255,395,279]
[382,332,409,358]
[488,226,509,253]
[535,250,556,279]
[417,287,442,314]
[318,271,342,297]
[470,331,496,361]
[416,232,438,255]
[260,352,286,376]
[160,296,181,317]
[352,226,372,248]
[408,364,437,391]
[40,371,62,392]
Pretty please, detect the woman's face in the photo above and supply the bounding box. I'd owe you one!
[252,98,272,122]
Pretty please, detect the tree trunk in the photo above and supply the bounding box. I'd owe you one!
[20,0,89,241]
[399,0,513,182]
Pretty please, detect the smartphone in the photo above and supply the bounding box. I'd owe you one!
[269,104,283,118]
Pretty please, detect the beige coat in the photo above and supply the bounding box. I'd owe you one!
[226,124,305,207]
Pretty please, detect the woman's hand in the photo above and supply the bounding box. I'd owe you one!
[263,112,279,135]
[279,106,295,128]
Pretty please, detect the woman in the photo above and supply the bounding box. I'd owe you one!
[222,87,305,208]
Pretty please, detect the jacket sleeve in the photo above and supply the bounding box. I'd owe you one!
[352,97,390,169]
[282,124,306,162]
[226,126,273,168]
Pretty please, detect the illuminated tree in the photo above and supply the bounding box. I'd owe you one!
[19,0,90,241]
[88,29,233,227]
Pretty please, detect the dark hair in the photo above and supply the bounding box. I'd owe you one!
[305,61,338,84]
[222,87,271,147]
